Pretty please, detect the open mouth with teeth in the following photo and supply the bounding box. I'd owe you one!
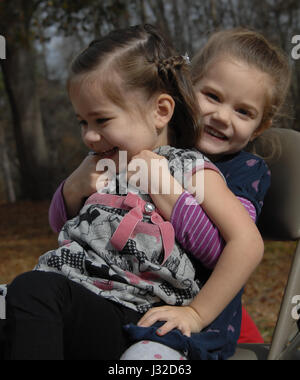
[205,126,228,141]
[99,147,119,158]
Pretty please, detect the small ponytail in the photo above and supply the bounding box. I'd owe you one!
[153,56,202,147]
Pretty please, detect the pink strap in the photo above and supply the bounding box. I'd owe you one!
[151,213,175,264]
[110,194,144,251]
[87,192,175,264]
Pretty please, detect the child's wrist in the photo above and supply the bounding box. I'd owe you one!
[65,173,89,198]
[64,176,80,199]
[187,303,211,329]
[63,177,86,216]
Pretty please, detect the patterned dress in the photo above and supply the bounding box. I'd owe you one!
[34,146,218,314]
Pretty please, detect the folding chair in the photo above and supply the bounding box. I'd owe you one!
[229,127,300,360]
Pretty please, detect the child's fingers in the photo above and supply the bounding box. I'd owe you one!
[137,309,165,327]
[180,325,191,338]
[156,321,191,337]
[138,306,177,328]
[138,308,192,337]
[156,320,176,336]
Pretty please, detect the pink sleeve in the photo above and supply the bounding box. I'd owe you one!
[48,181,68,233]
[170,191,256,269]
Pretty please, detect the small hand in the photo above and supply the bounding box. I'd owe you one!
[63,154,109,218]
[65,154,107,199]
[137,305,206,337]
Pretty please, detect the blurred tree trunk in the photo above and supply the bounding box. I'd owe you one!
[0,124,16,203]
[0,0,50,200]
[139,0,147,24]
[149,0,173,43]
[209,0,219,28]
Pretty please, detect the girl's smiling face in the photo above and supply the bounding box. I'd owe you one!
[195,57,272,159]
[69,73,166,173]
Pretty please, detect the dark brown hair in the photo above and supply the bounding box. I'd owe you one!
[68,24,202,148]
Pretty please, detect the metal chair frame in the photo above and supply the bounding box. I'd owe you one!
[230,128,300,360]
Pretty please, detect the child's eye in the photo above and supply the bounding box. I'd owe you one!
[236,108,251,117]
[96,118,110,125]
[78,120,87,128]
[205,92,220,102]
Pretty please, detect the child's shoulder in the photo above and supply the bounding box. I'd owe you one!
[236,150,269,167]
[215,150,271,216]
[215,150,270,178]
[155,145,222,185]
[155,145,209,162]
[155,145,212,172]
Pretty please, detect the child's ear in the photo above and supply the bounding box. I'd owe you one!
[153,94,175,130]
[250,119,272,141]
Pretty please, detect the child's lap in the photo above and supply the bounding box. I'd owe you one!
[6,271,141,359]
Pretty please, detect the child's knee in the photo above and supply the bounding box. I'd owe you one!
[6,271,67,307]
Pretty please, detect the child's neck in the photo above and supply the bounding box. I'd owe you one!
[207,151,241,162]
[154,126,170,149]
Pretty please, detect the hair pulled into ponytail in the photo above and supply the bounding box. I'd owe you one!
[156,55,188,75]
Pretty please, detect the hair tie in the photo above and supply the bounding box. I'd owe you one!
[182,52,191,65]
[156,55,189,73]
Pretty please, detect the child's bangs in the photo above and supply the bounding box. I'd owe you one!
[97,68,128,110]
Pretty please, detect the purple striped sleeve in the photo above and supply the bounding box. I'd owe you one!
[170,192,257,269]
[48,181,68,233]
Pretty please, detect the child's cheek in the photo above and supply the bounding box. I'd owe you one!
[197,96,210,115]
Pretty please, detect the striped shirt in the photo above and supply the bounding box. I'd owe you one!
[171,191,256,269]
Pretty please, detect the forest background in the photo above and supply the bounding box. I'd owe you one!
[1,0,300,342]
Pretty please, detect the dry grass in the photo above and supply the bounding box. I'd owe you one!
[0,201,57,285]
[243,240,296,342]
[0,201,296,343]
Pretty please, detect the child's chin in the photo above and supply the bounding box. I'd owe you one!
[198,140,222,154]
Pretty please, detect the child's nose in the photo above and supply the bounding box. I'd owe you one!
[84,128,102,142]
[212,105,231,126]
[84,128,102,150]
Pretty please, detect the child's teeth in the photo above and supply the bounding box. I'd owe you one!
[101,147,117,156]
[206,127,226,139]
[96,147,121,158]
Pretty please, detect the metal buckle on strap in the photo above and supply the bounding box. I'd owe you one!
[110,193,174,263]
